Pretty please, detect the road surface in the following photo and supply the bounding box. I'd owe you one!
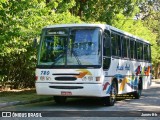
[0,80,160,120]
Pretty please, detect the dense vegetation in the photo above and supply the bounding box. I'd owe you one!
[0,0,159,89]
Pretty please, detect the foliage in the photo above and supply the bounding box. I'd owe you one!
[0,0,159,89]
[137,0,160,78]
[69,0,142,24]
[0,0,81,89]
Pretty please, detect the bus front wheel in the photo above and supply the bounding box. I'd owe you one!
[53,96,67,104]
[102,81,117,106]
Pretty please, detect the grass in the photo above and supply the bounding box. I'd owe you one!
[0,89,52,103]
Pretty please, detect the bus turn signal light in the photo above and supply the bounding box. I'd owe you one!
[35,76,38,81]
[96,77,101,81]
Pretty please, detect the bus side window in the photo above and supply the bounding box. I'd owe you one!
[137,41,140,60]
[103,30,111,56]
[137,41,143,60]
[103,30,111,70]
[111,32,121,57]
[141,43,144,60]
[117,35,121,57]
[111,33,116,56]
[148,44,151,62]
[122,36,129,58]
[127,38,130,58]
[145,44,151,61]
[130,38,135,59]
[144,44,148,61]
[135,41,137,59]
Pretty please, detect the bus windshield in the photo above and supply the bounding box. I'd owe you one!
[38,27,101,68]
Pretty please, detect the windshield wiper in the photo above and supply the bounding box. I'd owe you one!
[72,51,81,65]
[51,54,64,65]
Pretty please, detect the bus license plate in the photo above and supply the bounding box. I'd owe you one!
[61,91,72,96]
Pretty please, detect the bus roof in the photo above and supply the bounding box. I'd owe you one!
[44,24,106,29]
[43,23,150,44]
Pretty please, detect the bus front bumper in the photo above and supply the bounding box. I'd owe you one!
[35,82,108,97]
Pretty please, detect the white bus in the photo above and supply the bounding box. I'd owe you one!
[35,24,152,106]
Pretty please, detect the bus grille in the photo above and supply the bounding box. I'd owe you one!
[55,77,77,81]
[49,86,83,89]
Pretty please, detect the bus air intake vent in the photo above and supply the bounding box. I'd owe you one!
[55,77,77,81]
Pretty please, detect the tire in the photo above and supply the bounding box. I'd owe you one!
[53,96,67,104]
[134,89,142,99]
[102,81,117,106]
[134,78,142,99]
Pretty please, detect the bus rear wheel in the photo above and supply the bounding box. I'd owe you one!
[102,81,117,106]
[53,96,67,104]
[134,78,142,99]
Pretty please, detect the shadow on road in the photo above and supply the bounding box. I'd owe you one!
[155,81,160,84]
[51,83,160,108]
[54,97,105,107]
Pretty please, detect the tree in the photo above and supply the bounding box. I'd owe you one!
[68,0,143,24]
[137,0,160,78]
[0,0,159,89]
[0,0,81,89]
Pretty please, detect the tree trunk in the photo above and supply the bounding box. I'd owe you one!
[154,63,160,79]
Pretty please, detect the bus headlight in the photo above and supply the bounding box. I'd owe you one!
[88,76,93,81]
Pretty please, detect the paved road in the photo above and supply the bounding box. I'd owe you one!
[0,80,160,120]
